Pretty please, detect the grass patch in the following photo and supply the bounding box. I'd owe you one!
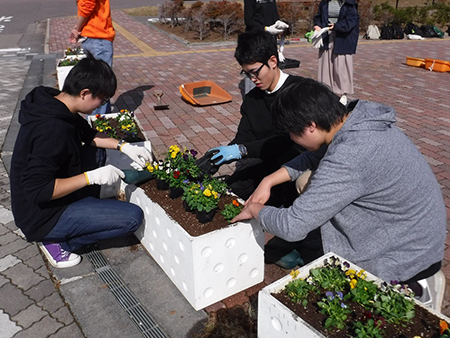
[123,6,159,17]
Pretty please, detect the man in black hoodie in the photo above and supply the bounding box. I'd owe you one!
[10,53,152,268]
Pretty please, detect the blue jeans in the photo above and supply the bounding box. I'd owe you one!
[82,38,114,115]
[42,197,143,252]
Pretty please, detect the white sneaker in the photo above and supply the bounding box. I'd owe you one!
[416,270,446,312]
[38,242,81,268]
[339,94,348,105]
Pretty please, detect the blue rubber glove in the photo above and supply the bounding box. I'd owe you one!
[209,144,242,165]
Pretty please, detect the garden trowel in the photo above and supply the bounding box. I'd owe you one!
[153,90,169,110]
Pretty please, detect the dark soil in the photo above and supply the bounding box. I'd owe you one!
[273,290,443,338]
[139,178,237,237]
[102,118,146,143]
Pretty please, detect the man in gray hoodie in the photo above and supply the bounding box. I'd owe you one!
[232,78,446,285]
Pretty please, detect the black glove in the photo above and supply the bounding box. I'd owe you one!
[196,149,220,176]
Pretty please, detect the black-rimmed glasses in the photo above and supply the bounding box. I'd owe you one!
[240,63,266,79]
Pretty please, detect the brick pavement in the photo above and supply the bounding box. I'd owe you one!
[1,9,450,337]
[48,10,450,316]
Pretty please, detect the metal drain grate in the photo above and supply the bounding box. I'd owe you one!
[84,244,170,338]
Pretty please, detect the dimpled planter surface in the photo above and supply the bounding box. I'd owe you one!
[258,252,450,338]
[126,185,265,310]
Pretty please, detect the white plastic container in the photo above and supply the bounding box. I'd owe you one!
[127,185,265,310]
[86,114,151,198]
[258,252,450,338]
[56,64,74,90]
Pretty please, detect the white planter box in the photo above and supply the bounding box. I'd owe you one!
[258,252,449,338]
[86,114,150,198]
[56,64,74,90]
[126,185,265,310]
[56,54,86,90]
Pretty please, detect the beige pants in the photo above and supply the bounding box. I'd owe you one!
[295,169,313,194]
[318,31,354,96]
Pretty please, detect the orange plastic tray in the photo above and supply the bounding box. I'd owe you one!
[180,80,232,106]
[425,58,450,72]
[406,56,425,68]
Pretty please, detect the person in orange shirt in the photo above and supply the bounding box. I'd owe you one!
[69,0,115,114]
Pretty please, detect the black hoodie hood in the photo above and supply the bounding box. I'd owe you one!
[19,86,79,127]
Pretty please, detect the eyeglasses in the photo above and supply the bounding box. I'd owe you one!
[100,97,109,106]
[240,63,266,79]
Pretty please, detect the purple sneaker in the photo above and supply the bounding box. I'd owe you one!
[38,242,81,268]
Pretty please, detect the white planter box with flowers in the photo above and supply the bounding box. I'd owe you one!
[86,113,266,310]
[87,112,150,198]
[56,48,86,90]
[126,184,265,310]
[258,252,449,338]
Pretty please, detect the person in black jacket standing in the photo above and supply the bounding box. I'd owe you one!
[243,0,289,94]
[313,0,359,105]
[10,53,152,268]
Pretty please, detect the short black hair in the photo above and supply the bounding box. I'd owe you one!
[234,30,279,66]
[62,51,117,100]
[272,78,348,134]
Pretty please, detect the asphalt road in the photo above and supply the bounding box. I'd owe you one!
[0,0,165,51]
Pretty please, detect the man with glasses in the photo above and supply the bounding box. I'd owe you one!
[198,30,320,269]
[200,30,304,207]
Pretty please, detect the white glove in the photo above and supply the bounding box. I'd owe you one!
[278,51,286,63]
[85,165,124,186]
[274,20,289,31]
[265,23,284,35]
[311,27,329,49]
[120,143,153,168]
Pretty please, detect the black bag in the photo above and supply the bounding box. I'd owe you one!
[404,22,423,36]
[420,25,437,37]
[380,25,394,40]
[391,23,404,39]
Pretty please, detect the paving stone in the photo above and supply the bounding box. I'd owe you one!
[0,283,33,317]
[0,238,28,258]
[0,309,22,338]
[47,322,85,338]
[37,292,66,314]
[22,253,46,271]
[14,244,40,262]
[0,231,20,246]
[3,262,45,291]
[52,305,75,326]
[24,279,57,303]
[12,315,64,338]
[0,223,9,236]
[3,220,18,232]
[0,274,9,288]
[11,304,47,329]
[0,254,21,272]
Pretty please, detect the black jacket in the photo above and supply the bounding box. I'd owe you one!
[10,86,97,241]
[313,0,359,55]
[230,75,303,164]
[244,0,280,31]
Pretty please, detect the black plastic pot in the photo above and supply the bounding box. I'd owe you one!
[183,200,194,213]
[156,179,170,191]
[169,186,184,199]
[196,209,216,224]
